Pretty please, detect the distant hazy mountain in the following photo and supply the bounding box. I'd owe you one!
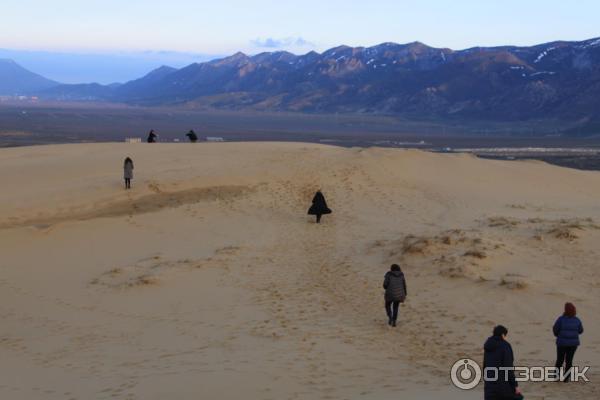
[0,59,59,95]
[0,48,221,84]
[36,37,600,123]
[40,65,179,102]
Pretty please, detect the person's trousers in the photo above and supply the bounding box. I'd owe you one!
[385,300,400,321]
[125,178,131,189]
[484,385,518,400]
[555,345,578,381]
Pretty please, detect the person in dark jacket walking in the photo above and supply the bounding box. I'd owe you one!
[382,264,407,327]
[307,191,331,223]
[123,157,134,189]
[147,130,158,143]
[553,302,584,382]
[186,130,198,142]
[483,325,522,400]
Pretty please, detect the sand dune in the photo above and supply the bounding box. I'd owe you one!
[1,142,599,399]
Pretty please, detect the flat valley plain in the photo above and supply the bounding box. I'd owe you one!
[0,102,596,143]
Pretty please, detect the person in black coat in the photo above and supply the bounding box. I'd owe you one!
[307,191,331,223]
[383,264,407,327]
[186,130,198,142]
[483,325,522,400]
[147,130,158,143]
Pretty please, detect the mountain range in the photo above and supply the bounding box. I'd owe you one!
[2,38,600,123]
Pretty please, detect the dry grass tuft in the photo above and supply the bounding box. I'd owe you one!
[463,250,487,259]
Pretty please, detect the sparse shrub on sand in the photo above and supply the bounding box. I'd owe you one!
[215,246,241,255]
[395,230,492,281]
[439,264,472,279]
[371,239,388,248]
[499,277,528,290]
[560,219,585,229]
[441,235,453,245]
[399,230,469,256]
[128,275,159,287]
[487,216,519,229]
[507,204,527,210]
[440,230,466,245]
[90,259,187,289]
[108,267,122,275]
[388,230,525,286]
[582,217,600,229]
[401,236,432,255]
[434,255,457,265]
[546,219,588,241]
[549,226,579,241]
[487,215,599,242]
[527,217,545,224]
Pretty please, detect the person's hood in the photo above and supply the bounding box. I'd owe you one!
[388,270,404,277]
[484,336,503,352]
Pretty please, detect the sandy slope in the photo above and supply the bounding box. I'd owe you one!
[0,142,599,400]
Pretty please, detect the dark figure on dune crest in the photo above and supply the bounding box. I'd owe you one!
[147,130,157,143]
[123,157,134,189]
[383,264,406,327]
[553,302,584,382]
[307,191,331,223]
[186,130,198,142]
[483,325,522,400]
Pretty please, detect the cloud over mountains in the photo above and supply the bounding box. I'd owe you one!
[251,36,314,49]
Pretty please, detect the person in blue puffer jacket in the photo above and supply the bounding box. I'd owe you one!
[553,302,584,382]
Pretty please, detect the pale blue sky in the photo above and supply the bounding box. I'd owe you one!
[2,0,599,54]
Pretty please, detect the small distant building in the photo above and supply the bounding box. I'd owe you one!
[206,137,224,142]
[125,137,142,143]
[173,138,180,142]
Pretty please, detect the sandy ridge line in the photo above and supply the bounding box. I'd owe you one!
[0,185,254,230]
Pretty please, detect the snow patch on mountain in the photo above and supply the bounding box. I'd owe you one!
[530,71,556,77]
[579,38,600,49]
[534,47,556,63]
